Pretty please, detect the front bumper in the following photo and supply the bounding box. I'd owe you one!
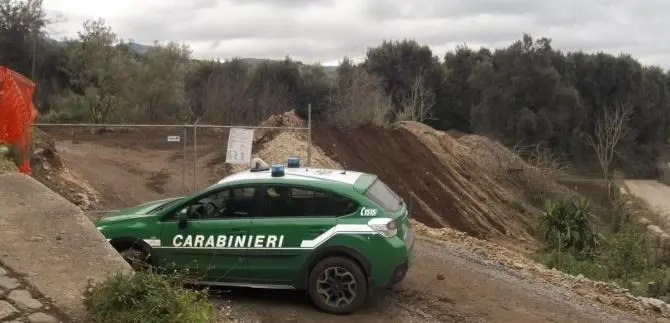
[387,261,409,286]
[405,226,415,268]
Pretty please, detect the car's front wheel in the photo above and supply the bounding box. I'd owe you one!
[307,256,368,314]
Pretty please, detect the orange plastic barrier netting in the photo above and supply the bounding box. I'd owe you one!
[0,66,37,175]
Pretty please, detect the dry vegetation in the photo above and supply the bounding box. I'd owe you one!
[327,64,393,128]
[0,144,17,173]
[0,156,16,173]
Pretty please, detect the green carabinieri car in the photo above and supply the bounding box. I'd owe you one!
[95,157,415,314]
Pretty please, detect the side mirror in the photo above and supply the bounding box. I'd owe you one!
[178,210,188,230]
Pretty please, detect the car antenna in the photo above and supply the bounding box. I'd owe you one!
[340,159,348,174]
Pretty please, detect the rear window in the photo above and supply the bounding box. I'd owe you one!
[364,179,403,212]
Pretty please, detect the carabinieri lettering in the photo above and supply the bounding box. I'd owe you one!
[172,234,285,248]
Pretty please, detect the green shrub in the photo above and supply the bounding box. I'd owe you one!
[534,197,670,300]
[0,145,17,173]
[85,271,216,323]
[0,144,22,165]
[602,222,649,281]
[538,197,601,260]
[533,249,608,281]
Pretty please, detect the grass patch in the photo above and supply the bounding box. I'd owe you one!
[85,271,219,323]
[0,145,17,173]
[533,196,670,302]
[0,157,16,173]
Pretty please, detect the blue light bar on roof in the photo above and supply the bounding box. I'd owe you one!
[287,156,300,168]
[271,164,285,177]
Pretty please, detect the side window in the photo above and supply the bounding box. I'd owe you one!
[174,186,257,220]
[328,194,359,216]
[261,185,358,217]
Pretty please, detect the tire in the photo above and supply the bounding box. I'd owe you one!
[307,256,368,315]
[119,247,151,271]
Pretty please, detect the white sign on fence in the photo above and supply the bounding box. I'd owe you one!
[167,135,181,142]
[226,128,254,164]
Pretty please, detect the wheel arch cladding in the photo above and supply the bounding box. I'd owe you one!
[109,236,152,255]
[295,245,371,289]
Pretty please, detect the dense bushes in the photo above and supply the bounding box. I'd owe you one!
[538,198,602,259]
[84,272,219,323]
[535,197,670,300]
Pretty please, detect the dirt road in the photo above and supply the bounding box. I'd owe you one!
[52,138,225,210]
[623,179,670,215]
[43,135,649,323]
[219,238,642,323]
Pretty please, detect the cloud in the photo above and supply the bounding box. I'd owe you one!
[43,0,670,68]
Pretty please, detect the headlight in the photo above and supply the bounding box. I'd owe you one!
[367,218,398,237]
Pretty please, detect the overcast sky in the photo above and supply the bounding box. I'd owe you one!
[44,0,669,68]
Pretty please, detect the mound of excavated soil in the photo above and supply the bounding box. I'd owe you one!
[30,129,100,210]
[456,134,569,201]
[314,121,535,247]
[454,133,613,227]
[399,122,538,244]
[221,110,342,174]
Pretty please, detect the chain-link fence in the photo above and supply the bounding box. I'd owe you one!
[32,122,311,185]
[29,106,313,212]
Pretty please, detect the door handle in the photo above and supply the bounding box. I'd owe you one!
[308,228,326,235]
[229,229,246,234]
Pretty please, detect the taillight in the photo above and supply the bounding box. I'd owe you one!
[367,218,398,237]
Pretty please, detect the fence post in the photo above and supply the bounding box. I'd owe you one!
[307,103,312,167]
[193,119,199,190]
[182,124,187,193]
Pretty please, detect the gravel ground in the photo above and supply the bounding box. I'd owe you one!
[213,238,648,323]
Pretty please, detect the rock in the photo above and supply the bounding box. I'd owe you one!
[574,288,588,296]
[0,266,6,276]
[0,300,18,320]
[641,297,668,313]
[512,262,525,270]
[647,225,664,236]
[26,312,58,323]
[637,217,652,226]
[596,295,612,305]
[0,276,20,290]
[436,274,445,280]
[8,289,43,310]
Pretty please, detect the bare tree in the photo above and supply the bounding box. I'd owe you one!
[396,68,435,123]
[329,66,392,127]
[587,102,633,197]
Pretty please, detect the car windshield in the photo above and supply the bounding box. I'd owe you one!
[363,178,403,212]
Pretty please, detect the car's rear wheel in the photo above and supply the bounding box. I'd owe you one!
[307,256,368,314]
[119,247,151,271]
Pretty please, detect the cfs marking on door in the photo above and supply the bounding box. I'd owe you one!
[360,207,378,217]
[172,234,285,248]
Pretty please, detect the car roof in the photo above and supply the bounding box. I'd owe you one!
[216,167,367,187]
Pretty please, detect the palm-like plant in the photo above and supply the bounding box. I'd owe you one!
[539,197,600,259]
